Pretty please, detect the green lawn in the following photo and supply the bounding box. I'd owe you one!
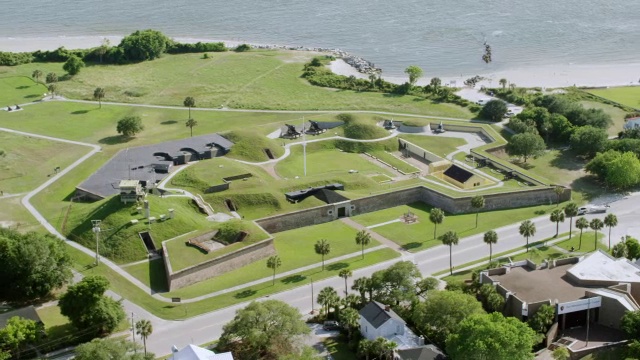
[555,231,607,252]
[124,258,169,292]
[0,131,91,193]
[165,221,378,299]
[580,100,629,136]
[0,196,43,233]
[68,243,398,319]
[368,150,419,174]
[1,52,474,117]
[398,134,467,158]
[36,305,75,342]
[276,147,392,179]
[0,76,48,105]
[587,86,640,110]
[323,338,356,360]
[352,202,562,252]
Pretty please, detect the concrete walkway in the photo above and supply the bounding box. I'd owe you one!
[339,218,403,253]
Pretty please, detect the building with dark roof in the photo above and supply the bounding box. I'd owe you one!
[442,164,484,189]
[76,133,233,200]
[358,301,425,350]
[0,305,42,328]
[396,345,447,360]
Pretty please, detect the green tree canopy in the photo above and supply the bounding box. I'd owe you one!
[446,312,538,360]
[63,55,85,75]
[218,300,310,360]
[58,275,126,335]
[0,228,72,301]
[119,29,171,61]
[355,230,372,259]
[404,65,423,86]
[412,290,485,348]
[570,125,608,157]
[371,261,421,305]
[429,208,445,239]
[45,72,58,84]
[622,310,640,340]
[93,87,106,108]
[0,316,41,359]
[116,116,144,137]
[586,150,640,189]
[471,195,485,228]
[314,239,331,270]
[480,100,508,122]
[506,132,546,162]
[74,338,153,360]
[528,304,556,334]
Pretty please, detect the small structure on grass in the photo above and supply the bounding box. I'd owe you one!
[307,120,326,135]
[282,124,302,139]
[285,183,345,203]
[118,180,144,203]
[401,210,418,224]
[441,164,485,189]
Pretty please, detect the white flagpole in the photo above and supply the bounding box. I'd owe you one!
[303,116,307,176]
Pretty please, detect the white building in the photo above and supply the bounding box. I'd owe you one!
[169,344,234,360]
[358,301,425,350]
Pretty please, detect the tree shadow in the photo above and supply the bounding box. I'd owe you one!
[98,135,133,145]
[281,274,306,284]
[549,150,585,171]
[234,289,257,299]
[402,242,422,251]
[161,120,178,125]
[71,110,90,115]
[16,85,30,90]
[326,262,348,271]
[570,175,606,202]
[24,94,40,99]
[511,160,535,170]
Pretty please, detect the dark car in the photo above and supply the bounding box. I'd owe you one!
[323,321,340,331]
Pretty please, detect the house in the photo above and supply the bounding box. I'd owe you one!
[0,305,42,328]
[359,301,426,350]
[396,345,447,360]
[624,117,640,131]
[442,164,485,189]
[169,344,234,360]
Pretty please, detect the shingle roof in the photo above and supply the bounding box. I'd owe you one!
[397,345,447,360]
[359,301,405,329]
[0,306,42,328]
[443,164,474,183]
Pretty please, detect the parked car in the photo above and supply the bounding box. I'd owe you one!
[323,321,340,331]
[476,99,488,106]
[577,205,609,215]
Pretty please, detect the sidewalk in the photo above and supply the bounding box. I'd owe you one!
[340,217,403,253]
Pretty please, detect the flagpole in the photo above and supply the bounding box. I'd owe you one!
[303,116,307,176]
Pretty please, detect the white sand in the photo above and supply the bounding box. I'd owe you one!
[330,59,640,89]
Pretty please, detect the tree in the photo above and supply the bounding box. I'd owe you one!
[96,38,111,63]
[471,195,485,228]
[446,312,538,360]
[604,213,618,250]
[575,217,589,250]
[586,150,640,189]
[499,78,507,89]
[528,304,555,334]
[480,100,508,122]
[0,228,72,302]
[550,209,565,237]
[404,65,423,86]
[317,287,339,318]
[370,261,422,305]
[552,347,570,360]
[31,69,42,83]
[570,125,608,157]
[93,87,105,109]
[47,84,57,99]
[339,269,352,295]
[135,319,153,355]
[0,316,40,359]
[119,29,171,61]
[519,220,536,252]
[625,236,640,260]
[45,72,58,84]
[478,284,505,312]
[564,203,578,239]
[483,230,498,264]
[185,118,198,137]
[355,230,372,259]
[117,116,144,137]
[183,96,196,119]
[622,310,640,340]
[352,277,372,304]
[339,307,360,340]
[416,277,439,296]
[74,338,152,360]
[58,275,125,335]
[590,218,604,250]
[429,208,445,239]
[218,300,310,360]
[266,255,281,285]
[412,290,485,348]
[429,77,442,95]
[506,132,546,162]
[314,239,331,270]
[612,241,629,259]
[441,231,459,275]
[554,186,564,206]
[370,337,397,360]
[63,55,85,75]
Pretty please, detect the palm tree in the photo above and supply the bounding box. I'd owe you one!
[368,73,377,89]
[429,208,445,239]
[355,230,372,259]
[358,339,373,360]
[509,83,517,91]
[339,269,352,295]
[430,77,442,95]
[352,277,371,304]
[519,220,536,252]
[93,87,105,109]
[317,286,339,318]
[575,217,589,250]
[339,307,360,340]
[47,84,57,99]
[32,69,42,84]
[441,230,459,275]
[46,72,58,84]
[183,96,196,119]
[315,239,331,270]
[266,255,281,285]
[564,203,578,239]
[604,213,618,250]
[371,337,398,360]
[135,319,153,355]
[185,118,198,137]
[550,209,565,237]
[483,230,498,264]
[499,78,507,90]
[471,195,485,228]
[344,293,361,309]
[590,218,604,250]
[554,187,565,206]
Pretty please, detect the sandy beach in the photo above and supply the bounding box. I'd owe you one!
[1,35,639,89]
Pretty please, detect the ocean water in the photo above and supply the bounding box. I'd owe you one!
[1,0,639,77]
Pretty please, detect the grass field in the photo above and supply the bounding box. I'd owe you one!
[0,76,47,105]
[125,258,168,292]
[587,86,640,110]
[0,51,475,117]
[275,147,392,179]
[36,305,75,342]
[0,196,43,233]
[398,134,467,157]
[323,338,356,360]
[368,150,419,174]
[0,131,90,193]
[352,202,562,252]
[580,100,629,136]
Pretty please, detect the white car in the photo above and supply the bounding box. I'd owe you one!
[577,205,609,215]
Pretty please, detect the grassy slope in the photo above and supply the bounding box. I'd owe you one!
[0,51,474,117]
[276,147,392,178]
[587,86,640,110]
[0,76,48,104]
[580,100,628,136]
[398,134,467,158]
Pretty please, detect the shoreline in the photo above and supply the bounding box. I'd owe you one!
[1,35,640,89]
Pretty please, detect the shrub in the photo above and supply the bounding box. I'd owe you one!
[234,44,251,52]
[119,29,172,61]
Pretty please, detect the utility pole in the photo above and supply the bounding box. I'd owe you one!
[585,297,591,347]
[310,276,314,314]
[91,220,101,265]
[131,312,136,353]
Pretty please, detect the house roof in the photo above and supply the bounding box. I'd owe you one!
[0,306,42,328]
[169,344,234,360]
[568,250,640,284]
[396,345,447,360]
[624,117,640,130]
[359,301,405,329]
[443,164,474,183]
